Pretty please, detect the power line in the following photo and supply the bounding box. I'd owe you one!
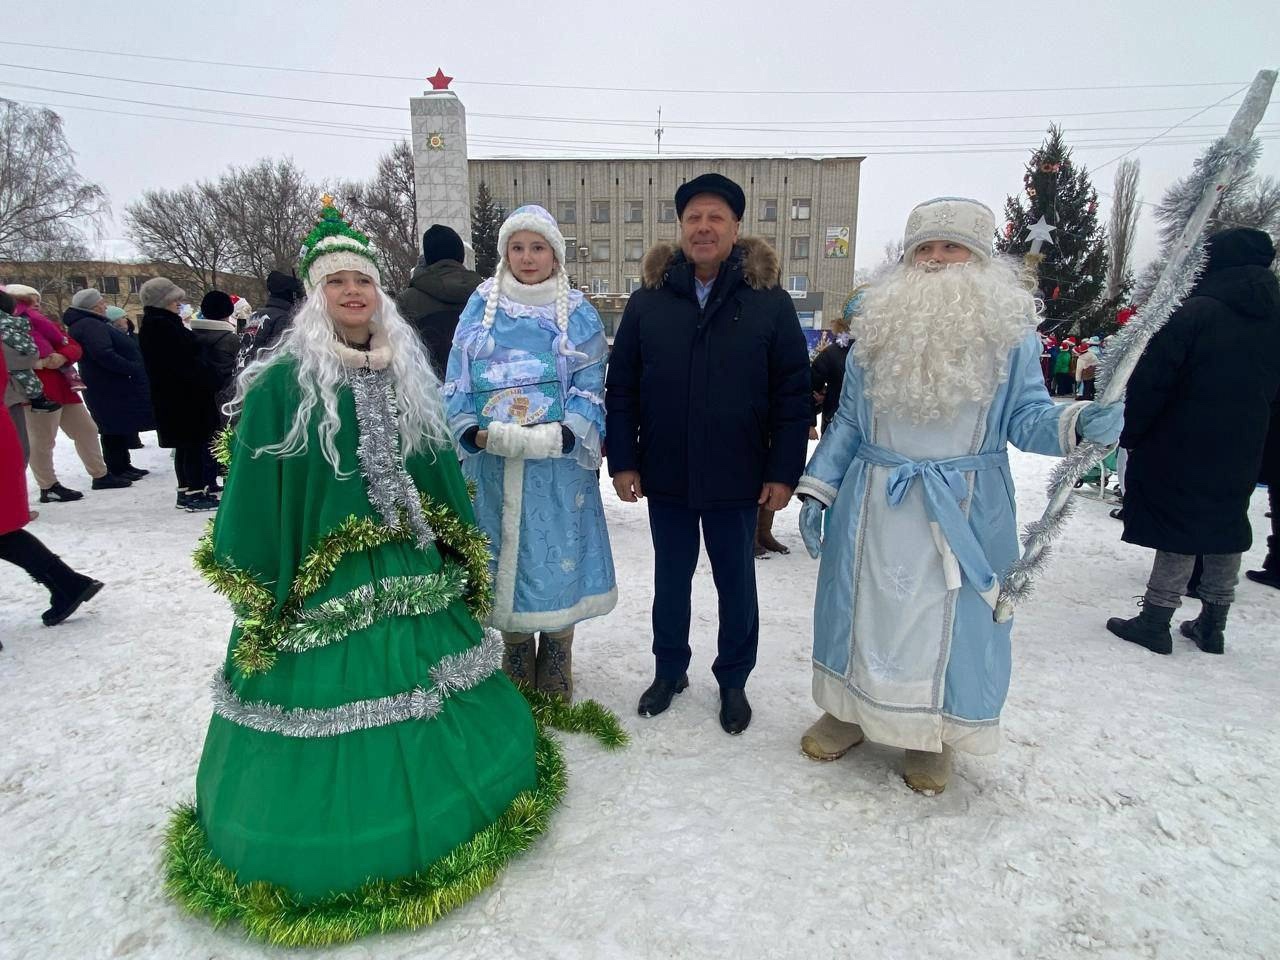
[0,40,1251,96]
[9,78,1271,143]
[1092,84,1252,173]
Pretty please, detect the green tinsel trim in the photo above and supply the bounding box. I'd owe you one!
[523,690,630,750]
[162,730,567,947]
[211,425,234,469]
[195,491,494,676]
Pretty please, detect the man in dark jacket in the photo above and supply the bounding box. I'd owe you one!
[605,173,811,734]
[1107,228,1280,655]
[396,224,483,379]
[237,270,303,371]
[62,288,155,481]
[1245,391,1280,588]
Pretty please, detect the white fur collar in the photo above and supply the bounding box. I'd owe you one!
[189,316,236,334]
[498,271,558,306]
[333,323,391,371]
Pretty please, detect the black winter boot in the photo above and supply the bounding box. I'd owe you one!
[39,482,83,503]
[31,554,104,626]
[1179,602,1229,654]
[1106,601,1174,655]
[1245,539,1280,590]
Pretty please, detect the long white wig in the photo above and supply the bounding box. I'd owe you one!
[227,285,450,473]
[851,255,1040,424]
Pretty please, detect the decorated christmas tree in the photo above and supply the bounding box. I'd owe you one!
[997,125,1110,335]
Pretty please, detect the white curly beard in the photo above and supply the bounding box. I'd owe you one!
[851,257,1039,424]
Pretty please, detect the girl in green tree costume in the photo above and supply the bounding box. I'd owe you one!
[164,202,624,947]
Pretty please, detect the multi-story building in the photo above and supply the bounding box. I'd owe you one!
[468,156,862,335]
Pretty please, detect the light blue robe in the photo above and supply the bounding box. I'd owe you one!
[444,283,617,633]
[796,333,1087,755]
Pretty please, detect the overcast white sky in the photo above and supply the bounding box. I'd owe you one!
[4,0,1277,273]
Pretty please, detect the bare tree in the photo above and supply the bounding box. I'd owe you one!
[1105,159,1141,304]
[0,100,107,260]
[125,185,232,296]
[209,157,318,281]
[339,140,417,292]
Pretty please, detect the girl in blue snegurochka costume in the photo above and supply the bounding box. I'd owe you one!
[445,205,617,701]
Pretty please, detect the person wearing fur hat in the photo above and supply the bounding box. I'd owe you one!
[445,205,617,702]
[398,223,483,379]
[62,287,154,481]
[236,269,304,370]
[605,173,812,735]
[165,199,547,944]
[795,197,1123,793]
[137,277,221,511]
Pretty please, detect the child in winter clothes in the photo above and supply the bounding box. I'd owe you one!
[444,205,617,701]
[0,294,58,412]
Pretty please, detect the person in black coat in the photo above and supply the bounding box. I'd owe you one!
[1107,228,1280,655]
[237,270,303,371]
[605,173,811,734]
[62,289,155,481]
[396,224,483,380]
[1246,389,1280,588]
[137,278,221,511]
[811,287,867,435]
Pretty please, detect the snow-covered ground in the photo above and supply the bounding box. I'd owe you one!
[2,435,1278,960]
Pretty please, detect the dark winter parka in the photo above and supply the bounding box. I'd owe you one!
[396,259,484,379]
[237,271,304,370]
[138,305,221,448]
[1121,228,1280,555]
[811,337,853,432]
[62,306,156,434]
[605,237,811,509]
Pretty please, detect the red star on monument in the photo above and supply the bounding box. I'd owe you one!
[427,68,453,91]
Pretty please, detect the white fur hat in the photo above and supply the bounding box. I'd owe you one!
[498,204,566,265]
[902,197,996,261]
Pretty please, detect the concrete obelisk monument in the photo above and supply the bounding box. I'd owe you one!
[410,68,472,256]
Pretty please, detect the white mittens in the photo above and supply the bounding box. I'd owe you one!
[485,421,564,460]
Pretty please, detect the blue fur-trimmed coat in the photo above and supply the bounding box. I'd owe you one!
[444,279,617,633]
[797,333,1084,755]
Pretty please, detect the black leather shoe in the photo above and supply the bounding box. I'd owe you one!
[719,687,752,735]
[91,473,132,490]
[120,466,150,480]
[39,483,83,503]
[638,674,689,718]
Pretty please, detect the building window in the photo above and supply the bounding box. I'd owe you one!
[790,236,810,259]
[797,311,817,329]
[563,236,577,258]
[658,200,677,223]
[100,276,120,295]
[591,239,610,261]
[787,274,809,295]
[624,239,644,261]
[129,276,145,294]
[624,200,644,223]
[791,198,811,221]
[760,199,778,222]
[626,276,642,294]
[557,200,576,224]
[591,200,610,223]
[590,278,610,295]
[67,275,88,291]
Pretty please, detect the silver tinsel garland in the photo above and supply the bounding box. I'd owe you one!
[211,628,504,738]
[275,563,470,654]
[994,68,1276,621]
[349,368,436,552]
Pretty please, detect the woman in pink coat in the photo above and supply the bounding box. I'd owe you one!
[0,346,104,645]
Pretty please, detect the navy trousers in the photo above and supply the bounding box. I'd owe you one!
[647,500,759,689]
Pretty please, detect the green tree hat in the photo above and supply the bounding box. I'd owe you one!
[297,195,382,292]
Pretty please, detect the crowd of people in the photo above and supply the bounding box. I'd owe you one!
[2,172,1276,945]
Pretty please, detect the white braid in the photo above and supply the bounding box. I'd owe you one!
[482,260,505,330]
[555,267,570,338]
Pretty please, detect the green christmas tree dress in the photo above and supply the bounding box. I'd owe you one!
[164,356,561,945]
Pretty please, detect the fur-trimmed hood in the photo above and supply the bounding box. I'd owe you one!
[641,236,781,291]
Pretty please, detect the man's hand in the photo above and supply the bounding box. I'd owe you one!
[612,470,644,502]
[758,482,793,511]
[808,426,819,441]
